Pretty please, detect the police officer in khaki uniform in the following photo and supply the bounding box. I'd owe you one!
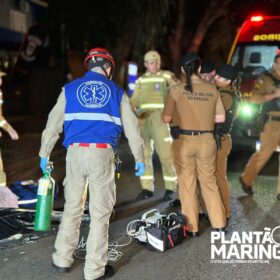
[39,48,145,280]
[214,65,240,219]
[162,53,226,235]
[0,71,19,187]
[130,50,178,201]
[169,59,218,208]
[240,54,280,200]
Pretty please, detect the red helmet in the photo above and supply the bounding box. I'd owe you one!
[84,47,115,74]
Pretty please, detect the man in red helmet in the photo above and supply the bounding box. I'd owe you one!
[39,48,145,280]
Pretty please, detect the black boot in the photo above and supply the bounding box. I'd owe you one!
[169,198,181,207]
[162,190,175,201]
[239,177,253,196]
[136,189,153,200]
[52,262,71,273]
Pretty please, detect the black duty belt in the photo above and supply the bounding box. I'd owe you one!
[179,129,213,136]
[268,116,280,121]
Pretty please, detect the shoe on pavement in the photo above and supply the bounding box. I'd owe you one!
[186,231,199,238]
[162,190,175,201]
[52,262,71,273]
[136,189,153,200]
[95,265,115,280]
[169,198,181,207]
[239,177,253,196]
[213,227,228,234]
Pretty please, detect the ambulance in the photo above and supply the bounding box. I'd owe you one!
[228,15,280,150]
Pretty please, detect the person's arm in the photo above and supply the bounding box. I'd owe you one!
[0,116,19,140]
[164,71,180,88]
[249,76,280,104]
[162,88,177,123]
[215,93,226,123]
[120,92,144,163]
[251,88,280,104]
[130,79,141,110]
[39,89,66,158]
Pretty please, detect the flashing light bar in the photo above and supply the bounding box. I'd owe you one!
[250,15,264,22]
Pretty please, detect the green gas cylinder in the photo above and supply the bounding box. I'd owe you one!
[34,162,55,231]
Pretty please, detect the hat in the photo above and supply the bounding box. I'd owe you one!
[144,50,160,63]
[0,71,6,78]
[200,60,215,74]
[181,52,200,66]
[216,64,238,81]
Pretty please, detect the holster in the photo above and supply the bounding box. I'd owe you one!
[214,123,224,150]
[170,126,180,140]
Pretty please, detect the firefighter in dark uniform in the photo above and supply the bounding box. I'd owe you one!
[162,53,226,235]
[240,54,280,200]
[214,64,240,219]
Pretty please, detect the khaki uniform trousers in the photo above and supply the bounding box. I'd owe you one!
[52,146,115,280]
[140,110,177,192]
[241,121,280,192]
[278,153,280,194]
[0,149,6,186]
[172,133,226,232]
[216,134,232,219]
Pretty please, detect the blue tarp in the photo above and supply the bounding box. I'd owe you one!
[0,27,23,44]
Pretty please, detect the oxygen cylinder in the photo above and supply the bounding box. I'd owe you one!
[34,162,55,231]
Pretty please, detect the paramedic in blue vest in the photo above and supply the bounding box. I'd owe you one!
[39,48,145,280]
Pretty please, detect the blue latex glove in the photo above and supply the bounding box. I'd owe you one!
[40,157,48,173]
[135,162,145,177]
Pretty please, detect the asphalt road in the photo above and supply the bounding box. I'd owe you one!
[0,116,279,280]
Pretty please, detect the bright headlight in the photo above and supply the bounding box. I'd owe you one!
[239,103,256,119]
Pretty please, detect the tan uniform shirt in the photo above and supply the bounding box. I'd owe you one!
[219,85,240,118]
[163,75,225,130]
[219,85,234,110]
[250,70,280,117]
[39,89,144,162]
[130,70,178,113]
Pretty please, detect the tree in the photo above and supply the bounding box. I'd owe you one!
[168,0,186,74]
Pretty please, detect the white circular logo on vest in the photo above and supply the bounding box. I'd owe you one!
[77,81,111,108]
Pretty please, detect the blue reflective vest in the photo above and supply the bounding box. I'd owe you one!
[63,71,124,148]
